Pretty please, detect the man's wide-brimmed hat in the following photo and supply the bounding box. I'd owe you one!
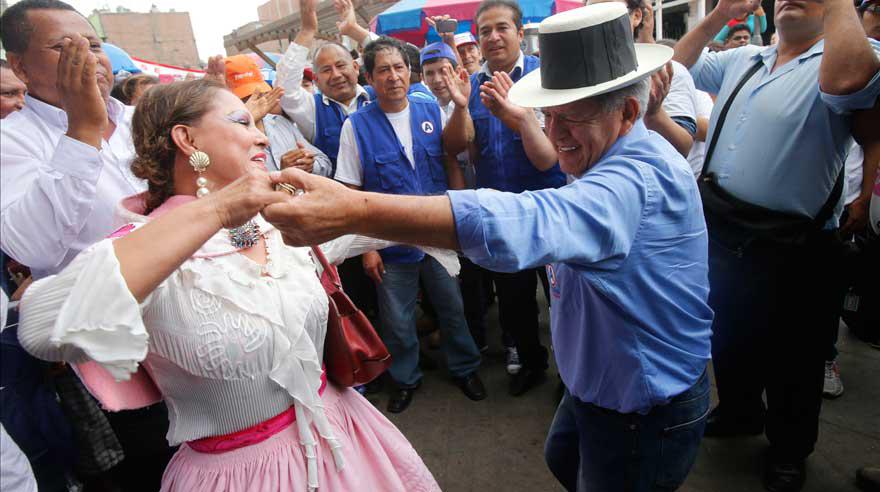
[509,3,673,108]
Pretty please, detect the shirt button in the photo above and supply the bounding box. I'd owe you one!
[728,144,736,151]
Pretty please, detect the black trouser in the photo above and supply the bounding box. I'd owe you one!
[459,257,488,348]
[106,403,176,492]
[338,255,379,320]
[492,267,549,372]
[708,234,839,462]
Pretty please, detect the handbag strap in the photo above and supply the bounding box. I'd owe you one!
[702,58,844,226]
[310,246,342,289]
[702,60,763,175]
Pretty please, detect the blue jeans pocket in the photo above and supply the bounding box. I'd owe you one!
[655,392,710,490]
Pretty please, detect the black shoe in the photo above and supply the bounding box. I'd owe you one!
[704,406,764,438]
[763,459,806,492]
[454,373,487,401]
[387,386,418,413]
[509,368,546,396]
[363,377,384,395]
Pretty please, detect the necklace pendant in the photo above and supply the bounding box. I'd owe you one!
[229,220,261,249]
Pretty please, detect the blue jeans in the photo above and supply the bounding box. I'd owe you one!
[545,370,709,492]
[377,256,481,387]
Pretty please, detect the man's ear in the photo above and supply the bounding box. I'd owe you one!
[6,53,29,85]
[170,124,199,158]
[352,58,360,74]
[619,96,640,137]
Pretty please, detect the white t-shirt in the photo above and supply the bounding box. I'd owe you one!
[335,103,445,188]
[843,142,864,206]
[687,90,714,177]
[664,61,698,125]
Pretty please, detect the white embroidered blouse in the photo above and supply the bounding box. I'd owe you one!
[16,197,457,491]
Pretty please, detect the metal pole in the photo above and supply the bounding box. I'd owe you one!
[655,0,663,40]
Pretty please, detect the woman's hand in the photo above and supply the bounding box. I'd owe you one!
[207,168,292,229]
[262,168,363,246]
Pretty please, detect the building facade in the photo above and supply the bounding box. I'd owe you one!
[89,8,201,68]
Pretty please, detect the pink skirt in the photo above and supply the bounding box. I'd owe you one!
[160,384,441,492]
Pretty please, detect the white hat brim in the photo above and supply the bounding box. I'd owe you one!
[509,43,673,108]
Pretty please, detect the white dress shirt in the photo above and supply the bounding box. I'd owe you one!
[0,95,144,278]
[276,42,369,143]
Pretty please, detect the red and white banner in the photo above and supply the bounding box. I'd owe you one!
[131,57,205,83]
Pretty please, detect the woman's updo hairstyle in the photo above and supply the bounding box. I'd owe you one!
[130,78,226,214]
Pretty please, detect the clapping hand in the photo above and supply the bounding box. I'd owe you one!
[204,55,227,85]
[442,65,471,108]
[646,62,673,116]
[280,142,316,173]
[59,34,108,149]
[480,71,529,131]
[245,86,284,123]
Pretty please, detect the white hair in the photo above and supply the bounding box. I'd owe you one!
[591,76,651,119]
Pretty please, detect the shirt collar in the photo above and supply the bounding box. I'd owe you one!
[479,51,525,79]
[320,84,369,107]
[23,94,126,130]
[574,120,650,180]
[752,38,825,65]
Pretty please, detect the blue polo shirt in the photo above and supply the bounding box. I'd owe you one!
[449,121,713,414]
[690,39,880,227]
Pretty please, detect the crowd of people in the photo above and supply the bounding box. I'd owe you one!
[0,0,878,491]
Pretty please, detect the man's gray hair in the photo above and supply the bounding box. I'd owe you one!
[591,77,651,119]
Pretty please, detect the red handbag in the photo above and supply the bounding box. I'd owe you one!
[310,246,391,387]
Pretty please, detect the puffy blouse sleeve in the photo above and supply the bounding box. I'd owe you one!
[18,238,150,381]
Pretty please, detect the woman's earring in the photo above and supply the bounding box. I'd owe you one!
[189,150,211,198]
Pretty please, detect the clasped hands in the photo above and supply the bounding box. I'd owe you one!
[207,167,361,247]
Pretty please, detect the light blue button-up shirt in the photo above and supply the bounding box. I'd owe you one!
[690,39,880,226]
[449,121,713,414]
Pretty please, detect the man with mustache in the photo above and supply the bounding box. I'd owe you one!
[333,37,485,414]
[0,1,175,490]
[674,0,880,488]
[445,0,567,397]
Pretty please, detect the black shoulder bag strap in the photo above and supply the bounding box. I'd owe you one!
[701,59,844,227]
[701,60,763,176]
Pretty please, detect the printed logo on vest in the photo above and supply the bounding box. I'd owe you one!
[421,121,435,134]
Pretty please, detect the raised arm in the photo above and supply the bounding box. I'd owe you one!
[442,66,475,156]
[674,0,758,68]
[277,0,319,140]
[480,71,558,171]
[819,0,880,95]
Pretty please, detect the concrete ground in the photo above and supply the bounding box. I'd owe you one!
[362,296,880,492]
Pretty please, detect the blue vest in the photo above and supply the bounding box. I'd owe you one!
[351,96,446,264]
[313,91,370,174]
[468,55,566,193]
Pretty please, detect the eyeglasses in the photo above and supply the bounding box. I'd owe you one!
[859,3,880,13]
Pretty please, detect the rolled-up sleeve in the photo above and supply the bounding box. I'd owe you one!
[277,42,317,142]
[689,47,757,96]
[448,160,648,272]
[820,41,880,114]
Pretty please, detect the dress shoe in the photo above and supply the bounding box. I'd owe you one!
[763,459,806,492]
[509,368,546,396]
[387,384,419,413]
[454,373,487,401]
[704,406,764,438]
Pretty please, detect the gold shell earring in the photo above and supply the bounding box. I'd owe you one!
[189,150,211,198]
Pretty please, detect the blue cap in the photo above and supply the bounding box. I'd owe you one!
[420,42,458,67]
